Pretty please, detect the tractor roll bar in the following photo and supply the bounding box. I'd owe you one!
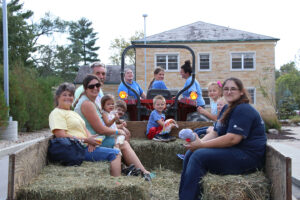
[121,44,196,121]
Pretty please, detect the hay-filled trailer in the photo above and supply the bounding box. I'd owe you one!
[6,122,291,200]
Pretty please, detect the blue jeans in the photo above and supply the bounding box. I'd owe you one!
[194,127,208,137]
[179,148,263,200]
[84,146,119,162]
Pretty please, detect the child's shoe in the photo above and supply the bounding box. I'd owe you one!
[122,164,135,176]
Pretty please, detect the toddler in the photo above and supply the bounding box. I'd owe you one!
[114,99,131,141]
[146,95,177,142]
[100,95,128,149]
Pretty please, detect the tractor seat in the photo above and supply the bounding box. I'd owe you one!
[146,89,172,100]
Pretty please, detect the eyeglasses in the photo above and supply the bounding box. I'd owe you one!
[223,87,239,92]
[87,83,101,89]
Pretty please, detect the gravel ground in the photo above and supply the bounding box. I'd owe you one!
[0,129,52,149]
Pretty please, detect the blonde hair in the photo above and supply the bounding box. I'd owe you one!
[153,95,166,105]
[207,81,223,97]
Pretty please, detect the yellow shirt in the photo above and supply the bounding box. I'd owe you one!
[49,108,88,138]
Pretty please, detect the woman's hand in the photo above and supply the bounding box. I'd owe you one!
[85,135,99,146]
[87,144,96,152]
[183,133,203,151]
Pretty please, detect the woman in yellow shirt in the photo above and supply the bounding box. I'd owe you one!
[49,82,121,176]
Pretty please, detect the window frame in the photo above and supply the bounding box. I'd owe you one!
[246,87,256,104]
[154,53,180,72]
[230,52,256,71]
[198,52,212,71]
[202,88,210,106]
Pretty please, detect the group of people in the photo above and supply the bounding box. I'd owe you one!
[48,61,267,200]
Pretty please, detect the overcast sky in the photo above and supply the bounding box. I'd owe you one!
[22,0,300,69]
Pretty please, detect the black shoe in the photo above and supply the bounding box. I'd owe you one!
[130,168,142,176]
[141,172,152,181]
[153,134,164,142]
[122,164,135,176]
[167,135,176,141]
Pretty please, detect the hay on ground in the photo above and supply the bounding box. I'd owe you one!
[201,171,270,200]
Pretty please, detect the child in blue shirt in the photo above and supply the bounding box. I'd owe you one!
[146,95,176,142]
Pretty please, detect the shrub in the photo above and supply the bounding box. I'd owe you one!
[0,88,9,127]
[289,115,300,124]
[0,63,62,131]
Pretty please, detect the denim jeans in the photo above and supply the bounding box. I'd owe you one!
[84,146,119,162]
[179,148,263,200]
[194,127,208,137]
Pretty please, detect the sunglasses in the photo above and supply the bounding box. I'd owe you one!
[87,83,101,89]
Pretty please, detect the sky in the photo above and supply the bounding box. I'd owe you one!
[21,0,300,69]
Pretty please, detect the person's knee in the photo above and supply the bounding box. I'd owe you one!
[119,140,130,151]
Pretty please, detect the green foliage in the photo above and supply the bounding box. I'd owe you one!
[0,0,35,65]
[277,89,298,119]
[289,115,300,124]
[0,63,61,131]
[263,117,281,132]
[68,18,100,65]
[110,31,144,65]
[0,88,9,127]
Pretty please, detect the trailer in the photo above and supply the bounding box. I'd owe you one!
[5,124,292,200]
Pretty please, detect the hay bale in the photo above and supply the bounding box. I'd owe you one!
[129,139,186,172]
[17,162,150,200]
[17,162,181,200]
[201,171,270,200]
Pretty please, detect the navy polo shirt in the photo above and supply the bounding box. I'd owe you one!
[214,103,267,160]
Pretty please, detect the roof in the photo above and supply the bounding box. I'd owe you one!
[133,21,279,44]
[74,65,135,84]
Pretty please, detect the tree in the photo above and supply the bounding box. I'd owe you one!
[0,0,34,65]
[68,18,100,65]
[109,31,144,65]
[277,89,298,119]
[279,61,298,75]
[276,68,300,111]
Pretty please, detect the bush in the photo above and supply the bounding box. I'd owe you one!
[0,88,9,126]
[0,63,62,131]
[262,116,281,132]
[289,115,300,124]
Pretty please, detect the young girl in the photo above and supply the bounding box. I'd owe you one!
[101,94,130,143]
[197,81,223,121]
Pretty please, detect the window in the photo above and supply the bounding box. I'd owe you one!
[202,89,210,106]
[247,88,256,104]
[199,53,211,71]
[231,52,255,70]
[155,54,179,71]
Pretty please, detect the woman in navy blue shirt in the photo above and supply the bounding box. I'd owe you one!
[179,77,266,200]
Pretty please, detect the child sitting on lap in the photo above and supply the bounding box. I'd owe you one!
[114,99,131,141]
[101,95,129,149]
[146,95,177,142]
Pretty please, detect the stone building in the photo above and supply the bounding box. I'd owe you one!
[132,21,279,119]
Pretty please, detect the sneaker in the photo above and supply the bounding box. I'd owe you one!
[122,164,135,176]
[176,154,185,160]
[141,172,152,181]
[167,135,176,141]
[153,134,164,142]
[131,168,142,176]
